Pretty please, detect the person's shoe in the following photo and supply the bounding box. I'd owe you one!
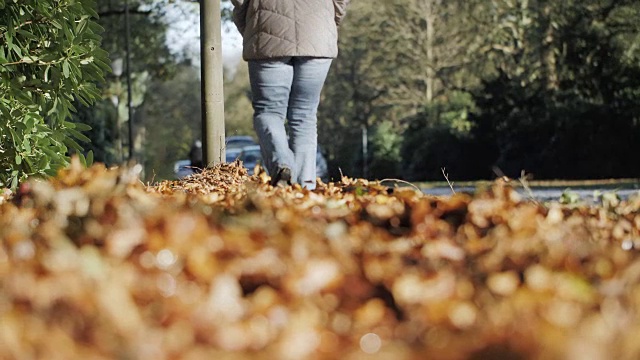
[271,167,292,187]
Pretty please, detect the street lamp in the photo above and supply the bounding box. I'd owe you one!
[124,0,134,161]
[111,57,123,78]
[111,58,124,162]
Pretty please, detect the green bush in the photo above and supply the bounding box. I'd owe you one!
[401,91,493,181]
[369,121,402,179]
[0,0,108,189]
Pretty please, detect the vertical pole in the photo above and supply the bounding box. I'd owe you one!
[200,0,225,166]
[362,125,368,179]
[115,96,123,162]
[125,0,134,161]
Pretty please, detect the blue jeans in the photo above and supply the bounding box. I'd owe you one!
[248,57,332,189]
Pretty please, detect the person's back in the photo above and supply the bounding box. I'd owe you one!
[231,0,349,188]
[234,0,343,61]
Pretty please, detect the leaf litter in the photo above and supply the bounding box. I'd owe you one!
[1,157,640,359]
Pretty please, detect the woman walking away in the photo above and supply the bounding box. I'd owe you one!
[231,0,350,189]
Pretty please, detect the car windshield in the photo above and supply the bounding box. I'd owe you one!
[226,136,256,149]
[242,149,261,163]
[225,149,242,162]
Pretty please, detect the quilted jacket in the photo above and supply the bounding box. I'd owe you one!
[231,0,350,60]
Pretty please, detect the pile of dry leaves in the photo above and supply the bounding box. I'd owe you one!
[1,158,640,360]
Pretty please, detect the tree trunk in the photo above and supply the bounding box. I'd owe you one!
[541,3,559,91]
[425,0,436,103]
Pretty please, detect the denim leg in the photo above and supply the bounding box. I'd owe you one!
[248,58,295,177]
[287,58,333,189]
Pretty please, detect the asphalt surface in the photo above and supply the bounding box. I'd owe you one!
[422,186,640,203]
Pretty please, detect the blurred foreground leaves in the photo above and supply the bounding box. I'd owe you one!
[1,160,640,359]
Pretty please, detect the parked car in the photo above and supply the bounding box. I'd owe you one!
[176,140,329,182]
[238,145,262,175]
[237,144,329,182]
[173,159,194,179]
[174,145,248,179]
[225,147,243,163]
[226,135,257,150]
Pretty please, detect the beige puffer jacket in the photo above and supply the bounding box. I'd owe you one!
[231,0,350,60]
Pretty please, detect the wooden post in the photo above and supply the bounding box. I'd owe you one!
[200,0,225,166]
[125,0,134,161]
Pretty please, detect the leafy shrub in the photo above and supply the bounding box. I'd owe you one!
[401,92,493,181]
[0,0,108,189]
[369,121,402,179]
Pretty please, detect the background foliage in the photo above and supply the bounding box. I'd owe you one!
[0,0,108,189]
[315,0,640,181]
[5,0,639,185]
[70,0,178,169]
[73,0,247,181]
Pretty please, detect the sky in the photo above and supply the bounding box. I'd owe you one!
[164,1,243,69]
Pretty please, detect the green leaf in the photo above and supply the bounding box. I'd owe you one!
[62,120,76,129]
[62,60,70,78]
[8,127,19,146]
[74,93,88,107]
[76,19,88,35]
[63,22,74,42]
[63,136,83,152]
[0,0,107,187]
[71,45,88,55]
[41,147,60,160]
[17,29,37,41]
[22,138,31,153]
[10,43,22,57]
[13,89,33,105]
[86,150,94,167]
[50,19,63,29]
[78,152,87,167]
[10,175,18,190]
[67,127,91,143]
[72,122,92,131]
[83,4,99,19]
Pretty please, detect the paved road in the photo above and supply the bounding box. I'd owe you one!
[422,186,640,202]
